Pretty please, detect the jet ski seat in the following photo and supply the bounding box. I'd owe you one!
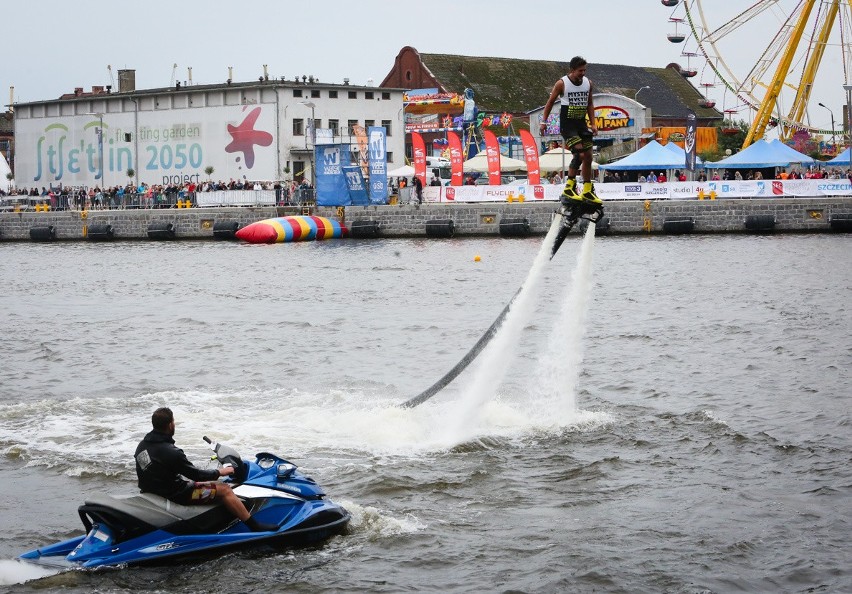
[83,493,219,529]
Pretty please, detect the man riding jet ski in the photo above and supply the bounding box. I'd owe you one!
[20,408,349,568]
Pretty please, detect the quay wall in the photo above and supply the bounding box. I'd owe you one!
[1,198,851,241]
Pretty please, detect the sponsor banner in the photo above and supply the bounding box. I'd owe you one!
[343,165,370,206]
[447,131,464,186]
[685,111,697,171]
[483,130,501,186]
[195,190,276,207]
[424,180,852,202]
[519,129,540,185]
[411,132,427,189]
[315,144,351,206]
[367,126,388,204]
[14,105,277,188]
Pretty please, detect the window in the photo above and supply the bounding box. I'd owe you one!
[347,119,358,133]
[348,91,357,99]
[381,119,392,136]
[293,118,304,136]
[387,151,394,163]
[382,92,390,100]
[312,118,321,130]
[365,119,375,130]
[365,91,374,100]
[293,160,305,181]
[293,89,303,97]
[329,90,338,98]
[311,89,320,98]
[329,119,339,135]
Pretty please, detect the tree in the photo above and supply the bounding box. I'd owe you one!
[5,171,13,192]
[204,166,215,181]
[716,118,750,154]
[126,168,135,186]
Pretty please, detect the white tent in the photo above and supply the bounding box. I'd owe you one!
[538,147,599,172]
[386,164,415,177]
[0,152,13,191]
[463,152,527,173]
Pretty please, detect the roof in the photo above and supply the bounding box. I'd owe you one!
[415,51,721,119]
[0,111,13,134]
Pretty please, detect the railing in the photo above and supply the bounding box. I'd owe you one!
[3,188,317,211]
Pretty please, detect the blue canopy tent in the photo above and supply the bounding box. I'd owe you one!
[663,141,704,167]
[825,147,851,166]
[704,139,815,168]
[599,140,691,170]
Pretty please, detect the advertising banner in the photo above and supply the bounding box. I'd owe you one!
[685,111,697,171]
[447,131,464,186]
[343,165,370,206]
[519,130,541,185]
[367,126,388,204]
[315,144,351,206]
[483,130,501,186]
[411,132,427,189]
[14,105,277,188]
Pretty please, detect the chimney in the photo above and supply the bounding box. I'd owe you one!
[74,87,84,96]
[118,69,136,93]
[92,85,105,94]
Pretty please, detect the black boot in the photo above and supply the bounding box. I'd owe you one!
[245,516,278,532]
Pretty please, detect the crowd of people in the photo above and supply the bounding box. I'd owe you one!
[0,178,315,209]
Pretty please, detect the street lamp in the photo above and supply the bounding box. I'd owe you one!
[298,100,316,188]
[817,102,836,149]
[844,84,852,175]
[633,87,650,151]
[86,112,105,186]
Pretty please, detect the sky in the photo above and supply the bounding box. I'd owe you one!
[3,0,849,133]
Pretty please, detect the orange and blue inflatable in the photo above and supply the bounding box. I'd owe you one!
[236,216,348,244]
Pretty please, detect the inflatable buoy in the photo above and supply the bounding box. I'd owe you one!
[235,216,347,244]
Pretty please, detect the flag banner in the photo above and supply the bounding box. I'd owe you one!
[685,111,697,171]
[343,165,370,206]
[412,132,427,188]
[483,130,501,185]
[519,129,541,185]
[315,145,352,206]
[367,126,388,204]
[447,131,464,186]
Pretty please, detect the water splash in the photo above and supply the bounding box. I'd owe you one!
[0,560,62,586]
[531,221,597,419]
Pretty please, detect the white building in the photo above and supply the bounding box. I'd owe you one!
[11,71,405,190]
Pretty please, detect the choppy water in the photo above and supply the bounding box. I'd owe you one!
[0,230,849,593]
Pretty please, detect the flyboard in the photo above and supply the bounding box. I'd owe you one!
[400,201,603,408]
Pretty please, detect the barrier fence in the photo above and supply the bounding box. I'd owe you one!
[1,188,317,212]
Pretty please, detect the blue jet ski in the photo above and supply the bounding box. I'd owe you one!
[20,437,349,568]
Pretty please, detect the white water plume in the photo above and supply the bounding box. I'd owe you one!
[440,216,562,440]
[532,221,597,417]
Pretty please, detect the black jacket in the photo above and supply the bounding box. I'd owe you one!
[134,430,220,499]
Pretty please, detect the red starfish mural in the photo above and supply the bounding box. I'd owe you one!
[225,107,273,168]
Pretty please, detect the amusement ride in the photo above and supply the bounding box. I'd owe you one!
[663,0,852,149]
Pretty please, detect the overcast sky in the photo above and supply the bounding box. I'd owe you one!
[3,0,848,132]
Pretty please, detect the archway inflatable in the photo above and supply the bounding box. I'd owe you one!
[235,216,348,244]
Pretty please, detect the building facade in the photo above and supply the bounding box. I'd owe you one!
[12,75,405,191]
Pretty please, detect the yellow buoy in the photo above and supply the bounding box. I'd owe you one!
[474,255,481,262]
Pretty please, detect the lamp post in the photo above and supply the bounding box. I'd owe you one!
[633,86,650,151]
[86,112,105,186]
[844,84,852,175]
[298,100,316,188]
[817,102,836,149]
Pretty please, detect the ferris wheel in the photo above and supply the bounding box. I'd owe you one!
[663,0,852,148]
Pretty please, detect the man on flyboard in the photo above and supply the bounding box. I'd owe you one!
[539,56,603,210]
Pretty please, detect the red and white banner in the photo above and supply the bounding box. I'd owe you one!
[411,132,427,189]
[482,130,502,186]
[447,131,464,186]
[519,129,541,185]
[420,179,852,203]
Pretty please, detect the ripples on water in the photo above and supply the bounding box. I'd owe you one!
[0,233,850,593]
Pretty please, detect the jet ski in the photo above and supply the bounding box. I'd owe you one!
[19,437,350,568]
